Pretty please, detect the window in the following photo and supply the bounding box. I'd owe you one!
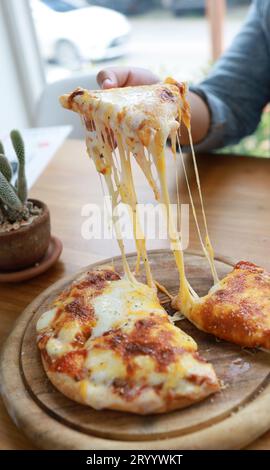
[30,0,252,84]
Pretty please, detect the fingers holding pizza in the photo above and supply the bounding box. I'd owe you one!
[97,66,160,89]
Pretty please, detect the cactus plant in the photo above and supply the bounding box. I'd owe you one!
[0,171,23,211]
[0,154,12,182]
[0,130,35,225]
[0,140,5,156]
[10,130,28,204]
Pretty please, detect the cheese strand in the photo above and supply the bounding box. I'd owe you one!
[115,131,155,288]
[84,116,136,284]
[153,143,195,313]
[187,128,219,283]
[171,132,198,299]
[104,173,137,284]
[99,174,115,270]
[176,133,218,284]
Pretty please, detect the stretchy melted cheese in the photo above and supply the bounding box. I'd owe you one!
[37,268,219,414]
[60,79,217,312]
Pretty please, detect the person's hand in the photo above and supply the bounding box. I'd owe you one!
[97,66,160,89]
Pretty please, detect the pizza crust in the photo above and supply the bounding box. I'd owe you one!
[42,356,219,415]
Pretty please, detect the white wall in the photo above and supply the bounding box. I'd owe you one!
[0,3,30,134]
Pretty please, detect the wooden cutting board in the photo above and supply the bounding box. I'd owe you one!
[1,250,270,450]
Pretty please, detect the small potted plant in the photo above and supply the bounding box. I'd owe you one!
[0,130,51,272]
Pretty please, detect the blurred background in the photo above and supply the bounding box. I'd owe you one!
[2,0,269,157]
[31,0,251,83]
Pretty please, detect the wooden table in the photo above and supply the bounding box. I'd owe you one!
[0,140,270,450]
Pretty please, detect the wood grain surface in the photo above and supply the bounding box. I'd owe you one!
[0,140,270,449]
[1,251,270,450]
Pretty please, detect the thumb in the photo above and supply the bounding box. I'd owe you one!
[97,69,119,89]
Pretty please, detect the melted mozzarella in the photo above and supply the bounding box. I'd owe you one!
[46,337,72,357]
[58,322,81,343]
[208,281,222,295]
[91,278,164,338]
[36,308,57,332]
[60,80,218,315]
[85,349,126,384]
[45,321,81,357]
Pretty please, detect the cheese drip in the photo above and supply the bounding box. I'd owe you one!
[125,81,218,311]
[152,145,195,312]
[167,79,218,286]
[175,132,218,285]
[84,112,154,288]
[186,127,218,284]
[61,79,217,314]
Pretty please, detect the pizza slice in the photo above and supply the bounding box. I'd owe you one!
[173,261,270,350]
[37,267,220,414]
[60,80,217,314]
[60,80,186,207]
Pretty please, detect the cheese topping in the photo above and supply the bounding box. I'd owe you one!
[37,269,220,413]
[91,278,164,338]
[60,79,218,315]
[36,308,57,332]
[46,337,73,357]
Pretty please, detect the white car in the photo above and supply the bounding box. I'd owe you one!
[31,0,131,69]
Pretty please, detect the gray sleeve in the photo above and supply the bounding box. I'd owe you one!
[188,0,270,153]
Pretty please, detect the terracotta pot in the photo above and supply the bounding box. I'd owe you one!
[0,199,51,272]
